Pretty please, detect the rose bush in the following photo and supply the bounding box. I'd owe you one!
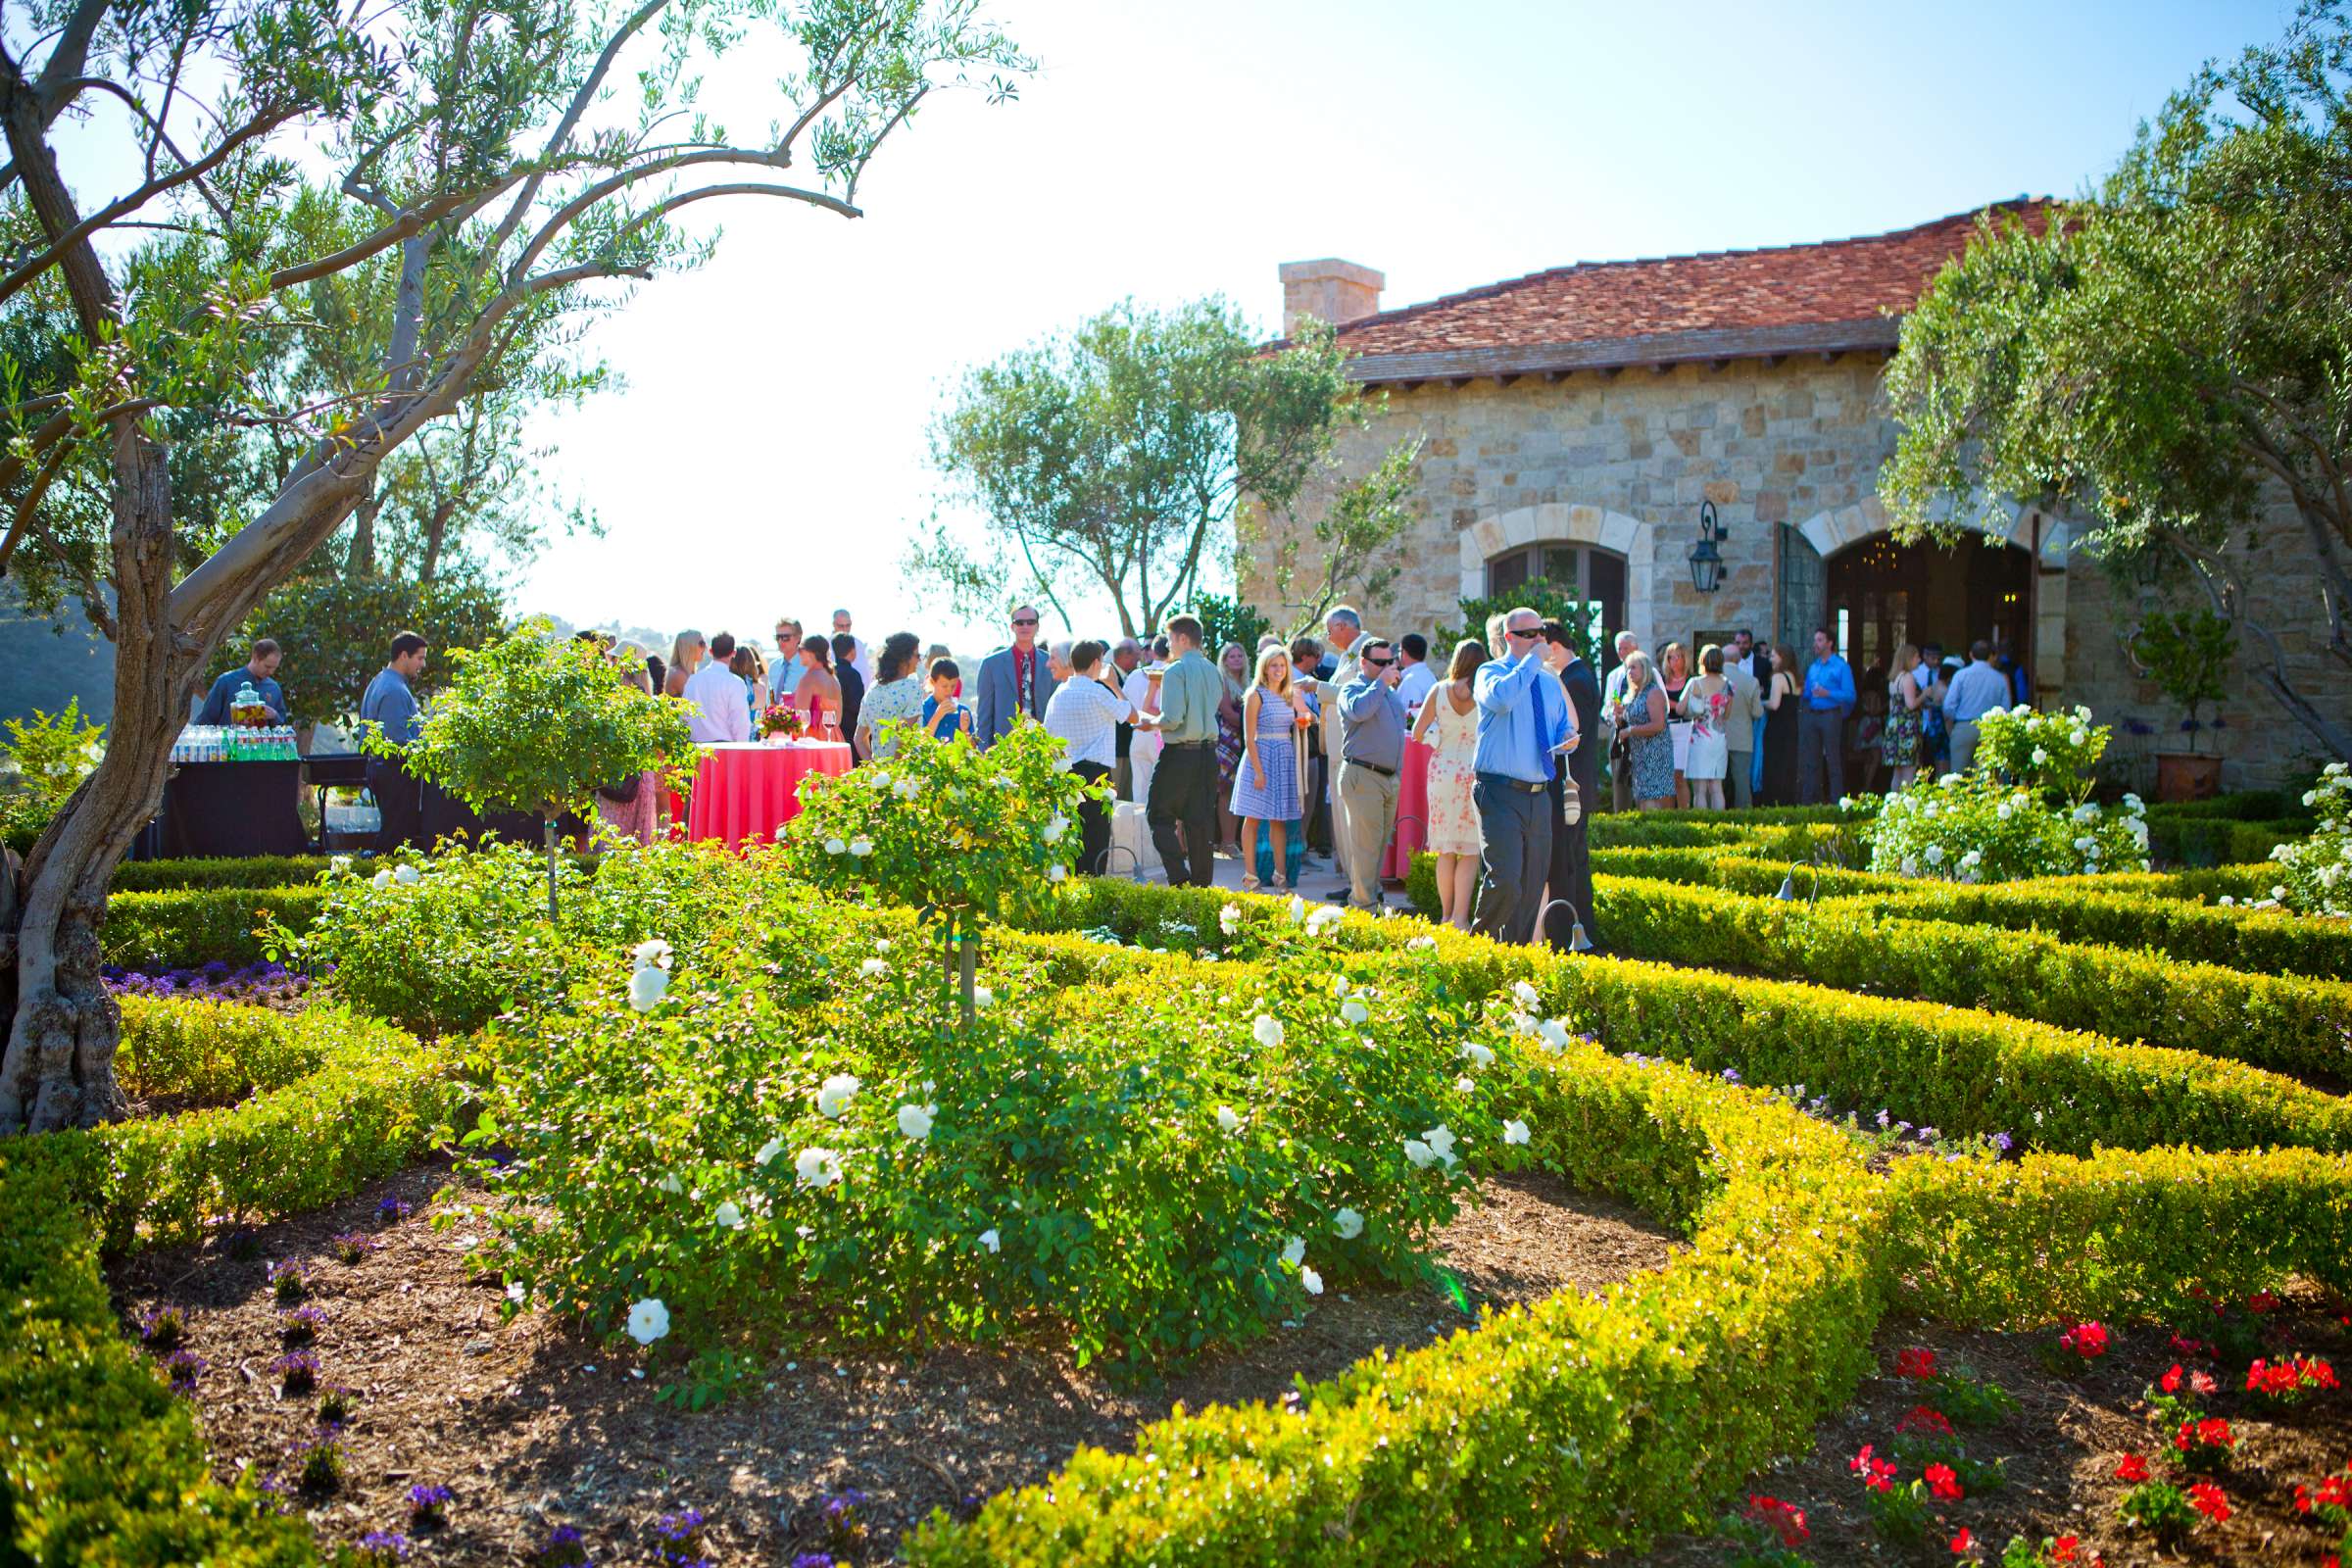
[2242,762,2352,918]
[1845,707,2150,882]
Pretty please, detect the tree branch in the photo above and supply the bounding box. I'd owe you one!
[486,0,673,259]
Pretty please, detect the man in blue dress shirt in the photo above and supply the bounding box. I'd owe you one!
[194,639,286,724]
[360,631,429,852]
[1471,607,1573,945]
[1797,626,1855,804]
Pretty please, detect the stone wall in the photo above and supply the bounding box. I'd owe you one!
[1241,352,2348,789]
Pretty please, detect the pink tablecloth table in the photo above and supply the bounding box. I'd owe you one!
[686,740,853,851]
[1380,738,1434,881]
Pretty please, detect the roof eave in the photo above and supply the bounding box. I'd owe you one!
[1342,316,1902,387]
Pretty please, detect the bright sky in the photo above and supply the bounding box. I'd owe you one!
[463,1,2296,653]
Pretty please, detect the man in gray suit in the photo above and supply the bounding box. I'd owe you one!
[973,604,1057,750]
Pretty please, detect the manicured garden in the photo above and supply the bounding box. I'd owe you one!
[6,735,2349,1566]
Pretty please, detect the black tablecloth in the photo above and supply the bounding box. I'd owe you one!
[159,760,310,858]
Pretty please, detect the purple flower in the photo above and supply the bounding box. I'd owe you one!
[792,1556,835,1568]
[274,1351,318,1394]
[139,1303,187,1349]
[278,1304,326,1344]
[537,1523,591,1567]
[377,1196,415,1224]
[409,1482,455,1526]
[356,1529,412,1562]
[330,1231,375,1265]
[164,1348,205,1393]
[1993,1131,2015,1153]
[1719,1067,1741,1085]
[269,1259,307,1302]
[653,1509,705,1545]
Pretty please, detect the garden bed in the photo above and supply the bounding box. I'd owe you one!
[1625,1284,2350,1566]
[111,1161,1678,1564]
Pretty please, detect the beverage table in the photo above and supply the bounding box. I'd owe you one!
[159,760,310,858]
[685,740,854,851]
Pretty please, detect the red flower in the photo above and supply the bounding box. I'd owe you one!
[2169,1331,2207,1356]
[2190,1369,2217,1396]
[2059,1320,2110,1358]
[2159,1363,2182,1393]
[1896,1347,1938,1379]
[1924,1462,1963,1501]
[1898,1404,1955,1436]
[1950,1527,1976,1554]
[1849,1444,1897,1492]
[2197,1417,2234,1448]
[2306,1356,2339,1389]
[2247,1290,2280,1314]
[2187,1479,2230,1522]
[2051,1537,2079,1563]
[1745,1494,1809,1547]
[2115,1452,2150,1482]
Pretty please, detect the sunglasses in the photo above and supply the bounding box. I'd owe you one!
[1362,656,1392,668]
[1012,616,1039,626]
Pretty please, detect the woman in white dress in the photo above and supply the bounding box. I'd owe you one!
[1410,639,1486,930]
[1678,644,1733,810]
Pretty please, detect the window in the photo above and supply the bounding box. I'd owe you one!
[1484,542,1629,669]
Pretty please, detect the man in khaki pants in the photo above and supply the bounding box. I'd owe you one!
[1335,637,1407,911]
[1722,644,1762,808]
[1316,605,1363,899]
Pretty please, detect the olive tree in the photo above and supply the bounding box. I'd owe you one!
[0,0,1027,1133]
[377,622,691,918]
[1881,2,2352,761]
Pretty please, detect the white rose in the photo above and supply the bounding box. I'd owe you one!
[817,1074,860,1118]
[1219,903,1241,936]
[1252,1015,1286,1049]
[1538,1018,1571,1053]
[2032,748,2048,765]
[859,957,889,978]
[897,1103,935,1141]
[1996,804,2013,820]
[1455,1075,1476,1094]
[1334,1207,1365,1240]
[1042,813,1068,843]
[972,986,994,1009]
[632,939,673,970]
[627,965,669,1012]
[626,1298,670,1345]
[1048,862,1067,882]
[795,1147,843,1188]
[394,863,420,886]
[1924,845,1944,865]
[1511,980,1541,1008]
[330,856,353,873]
[848,838,874,858]
[656,1171,683,1195]
[1215,1104,1243,1135]
[1287,895,1306,924]
[1459,1042,1495,1067]
[1402,1138,1436,1168]
[1298,1265,1324,1297]
[714,1200,746,1231]
[824,838,848,856]
[977,1227,1001,1253]
[755,1138,784,1167]
[371,868,394,891]
[1423,1125,1456,1159]
[1341,999,1370,1025]
[1502,1118,1531,1146]
[1280,1236,1306,1267]
[1406,934,1437,951]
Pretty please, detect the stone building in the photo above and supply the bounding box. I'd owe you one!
[1246,203,2346,789]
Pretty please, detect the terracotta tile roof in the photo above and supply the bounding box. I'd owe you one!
[1316,200,2051,379]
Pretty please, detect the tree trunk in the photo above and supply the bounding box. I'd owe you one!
[348,480,382,578]
[419,495,457,583]
[0,427,179,1133]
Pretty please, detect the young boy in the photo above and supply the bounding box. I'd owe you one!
[921,659,973,742]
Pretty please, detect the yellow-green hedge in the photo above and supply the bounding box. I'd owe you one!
[1037,881,2352,1157]
[2,1001,457,1566]
[100,885,324,970]
[1592,875,2352,1081]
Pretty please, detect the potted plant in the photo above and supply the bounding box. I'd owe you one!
[2126,607,2234,802]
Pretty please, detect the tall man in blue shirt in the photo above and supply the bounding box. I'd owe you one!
[1797,626,1855,804]
[1942,639,2014,775]
[195,638,286,725]
[1471,607,1573,945]
[361,631,429,853]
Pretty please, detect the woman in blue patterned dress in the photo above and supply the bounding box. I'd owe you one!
[1230,644,1309,892]
[1617,651,1676,808]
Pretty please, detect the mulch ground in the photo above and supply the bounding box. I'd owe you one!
[1626,1286,2352,1567]
[110,1161,1679,1565]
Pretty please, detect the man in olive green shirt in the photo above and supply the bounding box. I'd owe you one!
[1148,613,1224,886]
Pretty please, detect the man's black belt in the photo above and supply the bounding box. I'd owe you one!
[1163,738,1213,750]
[1345,759,1397,777]
[1476,771,1548,794]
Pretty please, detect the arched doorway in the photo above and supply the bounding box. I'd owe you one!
[1485,541,1628,672]
[1825,531,2034,680]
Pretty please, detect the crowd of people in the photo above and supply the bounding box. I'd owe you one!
[261,602,2038,956]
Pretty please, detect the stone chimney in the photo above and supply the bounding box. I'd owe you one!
[1279,259,1384,337]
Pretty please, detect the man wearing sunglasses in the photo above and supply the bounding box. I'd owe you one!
[1471,607,1576,945]
[975,604,1058,751]
[1335,637,1409,911]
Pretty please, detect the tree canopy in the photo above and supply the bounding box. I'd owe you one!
[1881,0,2352,760]
[912,300,1412,637]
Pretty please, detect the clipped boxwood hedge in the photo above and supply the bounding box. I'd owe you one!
[100,885,324,970]
[108,855,331,893]
[1592,875,2352,1081]
[2,1000,458,1565]
[1035,880,2352,1157]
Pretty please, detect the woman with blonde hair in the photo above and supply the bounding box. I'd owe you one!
[1881,640,1927,791]
[663,629,704,699]
[1678,644,1733,811]
[1411,638,1486,929]
[1229,643,1310,892]
[1619,651,1675,810]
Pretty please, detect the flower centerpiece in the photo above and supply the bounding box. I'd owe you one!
[2126,606,2235,800]
[760,701,806,742]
